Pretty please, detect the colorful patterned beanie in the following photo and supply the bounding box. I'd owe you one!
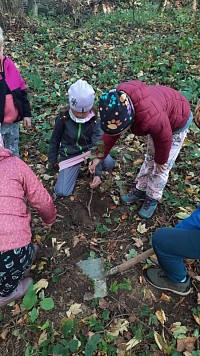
[99,90,135,135]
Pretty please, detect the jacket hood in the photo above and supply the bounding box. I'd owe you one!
[0,147,12,161]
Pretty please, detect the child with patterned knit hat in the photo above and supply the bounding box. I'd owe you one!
[89,80,193,219]
[48,79,115,197]
[0,27,31,156]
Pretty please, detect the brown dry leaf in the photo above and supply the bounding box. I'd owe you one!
[40,154,47,161]
[34,234,42,244]
[0,329,9,340]
[121,214,127,220]
[11,303,21,316]
[152,351,165,356]
[156,310,166,325]
[73,236,80,247]
[98,298,109,309]
[143,287,157,302]
[38,330,47,346]
[129,313,137,323]
[177,336,197,352]
[160,293,171,303]
[193,314,200,325]
[70,195,75,201]
[131,228,137,236]
[133,158,143,165]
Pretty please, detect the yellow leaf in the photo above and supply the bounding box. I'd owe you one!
[38,260,47,271]
[156,309,166,325]
[193,314,200,325]
[126,337,141,351]
[34,279,48,293]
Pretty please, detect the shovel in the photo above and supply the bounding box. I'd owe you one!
[77,247,154,300]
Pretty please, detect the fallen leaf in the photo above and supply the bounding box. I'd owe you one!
[121,214,127,220]
[38,330,47,346]
[0,329,9,340]
[66,303,82,317]
[126,337,141,351]
[154,331,170,353]
[143,287,157,302]
[43,174,54,181]
[137,223,148,234]
[98,298,109,309]
[111,195,120,205]
[109,319,129,337]
[156,310,166,325]
[34,279,48,293]
[70,195,75,201]
[38,260,47,271]
[11,304,21,316]
[133,237,143,248]
[160,293,171,303]
[177,336,197,352]
[193,314,200,325]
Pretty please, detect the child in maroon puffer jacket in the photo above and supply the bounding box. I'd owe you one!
[89,80,193,219]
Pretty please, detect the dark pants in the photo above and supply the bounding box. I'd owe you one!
[0,243,35,296]
[152,227,200,282]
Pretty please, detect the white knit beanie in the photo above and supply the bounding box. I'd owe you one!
[68,79,95,113]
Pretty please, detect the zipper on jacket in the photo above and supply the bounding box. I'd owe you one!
[76,123,83,151]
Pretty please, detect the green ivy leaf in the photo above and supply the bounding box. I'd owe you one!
[39,297,54,311]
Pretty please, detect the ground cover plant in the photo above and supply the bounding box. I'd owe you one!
[0,1,200,355]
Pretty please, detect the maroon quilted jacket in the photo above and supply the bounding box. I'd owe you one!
[101,80,191,164]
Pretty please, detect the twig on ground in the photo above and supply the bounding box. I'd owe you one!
[87,189,94,217]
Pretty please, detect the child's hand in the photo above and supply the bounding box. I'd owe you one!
[90,176,102,189]
[88,158,100,174]
[23,117,31,127]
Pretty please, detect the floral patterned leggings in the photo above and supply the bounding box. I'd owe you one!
[136,127,190,201]
[0,243,35,297]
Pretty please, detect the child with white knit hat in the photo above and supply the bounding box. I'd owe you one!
[48,79,115,196]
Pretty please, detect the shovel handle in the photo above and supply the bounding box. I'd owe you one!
[106,248,154,277]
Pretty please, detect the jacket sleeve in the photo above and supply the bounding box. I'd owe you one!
[175,205,200,230]
[95,133,120,160]
[90,119,103,151]
[21,90,31,117]
[147,111,173,165]
[17,158,57,224]
[48,117,64,163]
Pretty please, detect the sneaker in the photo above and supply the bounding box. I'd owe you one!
[0,277,33,307]
[144,268,191,296]
[121,187,146,204]
[138,196,158,219]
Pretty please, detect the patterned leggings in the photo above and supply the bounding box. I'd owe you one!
[0,243,35,297]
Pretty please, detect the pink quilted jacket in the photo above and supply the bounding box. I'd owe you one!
[102,80,191,164]
[0,148,56,251]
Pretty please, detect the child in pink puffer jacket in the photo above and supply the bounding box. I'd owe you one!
[0,134,56,307]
